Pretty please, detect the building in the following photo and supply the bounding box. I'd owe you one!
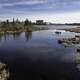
[36,20,45,25]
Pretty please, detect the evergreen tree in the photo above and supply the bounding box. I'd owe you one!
[24,19,32,32]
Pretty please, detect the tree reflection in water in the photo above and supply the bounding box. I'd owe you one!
[13,32,21,40]
[0,33,3,42]
[25,31,32,41]
[0,31,32,43]
[0,33,9,42]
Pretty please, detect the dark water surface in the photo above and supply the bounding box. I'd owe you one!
[0,30,78,80]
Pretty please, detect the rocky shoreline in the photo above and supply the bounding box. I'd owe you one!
[0,62,9,80]
[64,27,80,33]
[58,35,80,47]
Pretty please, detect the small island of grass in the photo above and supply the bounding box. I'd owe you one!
[0,18,48,34]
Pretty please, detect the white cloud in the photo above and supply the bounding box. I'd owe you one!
[0,11,80,23]
[0,0,46,8]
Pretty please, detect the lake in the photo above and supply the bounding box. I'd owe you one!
[0,25,79,80]
[34,24,79,30]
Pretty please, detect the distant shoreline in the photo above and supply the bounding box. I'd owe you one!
[34,24,80,26]
[62,27,80,33]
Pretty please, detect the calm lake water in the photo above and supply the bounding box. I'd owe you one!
[34,25,79,30]
[0,25,79,80]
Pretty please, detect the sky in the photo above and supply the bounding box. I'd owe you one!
[0,0,80,23]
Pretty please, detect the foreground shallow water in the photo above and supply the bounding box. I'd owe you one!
[0,30,79,80]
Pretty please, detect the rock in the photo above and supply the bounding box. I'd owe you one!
[76,64,80,71]
[0,62,9,80]
[55,31,61,34]
[58,37,80,47]
[75,35,80,38]
[62,43,71,47]
[77,48,80,52]
[58,40,63,44]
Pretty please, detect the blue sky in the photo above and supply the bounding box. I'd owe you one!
[0,0,80,23]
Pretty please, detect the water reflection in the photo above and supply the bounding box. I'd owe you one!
[0,33,9,42]
[76,46,80,70]
[57,33,80,78]
[0,31,32,42]
[13,32,21,40]
[75,46,80,80]
[0,30,77,80]
[0,33,3,42]
[25,31,32,41]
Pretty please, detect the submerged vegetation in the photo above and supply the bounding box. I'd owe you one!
[0,19,48,34]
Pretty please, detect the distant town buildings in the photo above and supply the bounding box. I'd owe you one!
[36,20,46,25]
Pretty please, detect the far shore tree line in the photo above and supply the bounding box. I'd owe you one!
[0,18,32,32]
